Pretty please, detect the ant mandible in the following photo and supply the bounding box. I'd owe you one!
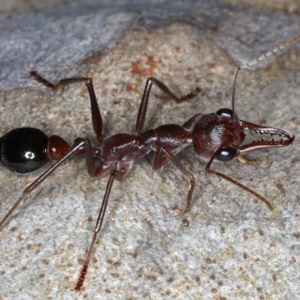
[0,34,299,290]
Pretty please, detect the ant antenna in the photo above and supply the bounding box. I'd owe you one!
[231,34,300,116]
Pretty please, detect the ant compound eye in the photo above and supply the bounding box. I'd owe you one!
[216,147,237,162]
[216,108,233,118]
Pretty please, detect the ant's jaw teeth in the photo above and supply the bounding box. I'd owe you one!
[241,126,292,148]
[243,127,290,140]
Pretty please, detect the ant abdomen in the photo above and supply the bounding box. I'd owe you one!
[0,127,49,173]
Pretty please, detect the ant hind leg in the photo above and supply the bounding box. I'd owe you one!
[29,71,103,142]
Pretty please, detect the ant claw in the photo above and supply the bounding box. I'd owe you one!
[173,205,188,216]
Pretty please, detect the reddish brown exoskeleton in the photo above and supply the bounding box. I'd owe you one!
[0,34,299,290]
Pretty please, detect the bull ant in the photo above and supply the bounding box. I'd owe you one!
[0,34,299,290]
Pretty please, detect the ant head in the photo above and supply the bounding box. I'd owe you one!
[192,108,245,162]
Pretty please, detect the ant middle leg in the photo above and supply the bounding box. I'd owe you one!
[135,77,202,133]
[30,72,103,142]
[153,146,195,215]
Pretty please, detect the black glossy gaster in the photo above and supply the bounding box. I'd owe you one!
[0,127,48,173]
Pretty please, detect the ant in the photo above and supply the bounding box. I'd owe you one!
[0,34,299,290]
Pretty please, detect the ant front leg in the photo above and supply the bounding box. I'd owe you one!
[153,146,195,215]
[135,77,202,132]
[205,149,274,211]
[30,72,103,142]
